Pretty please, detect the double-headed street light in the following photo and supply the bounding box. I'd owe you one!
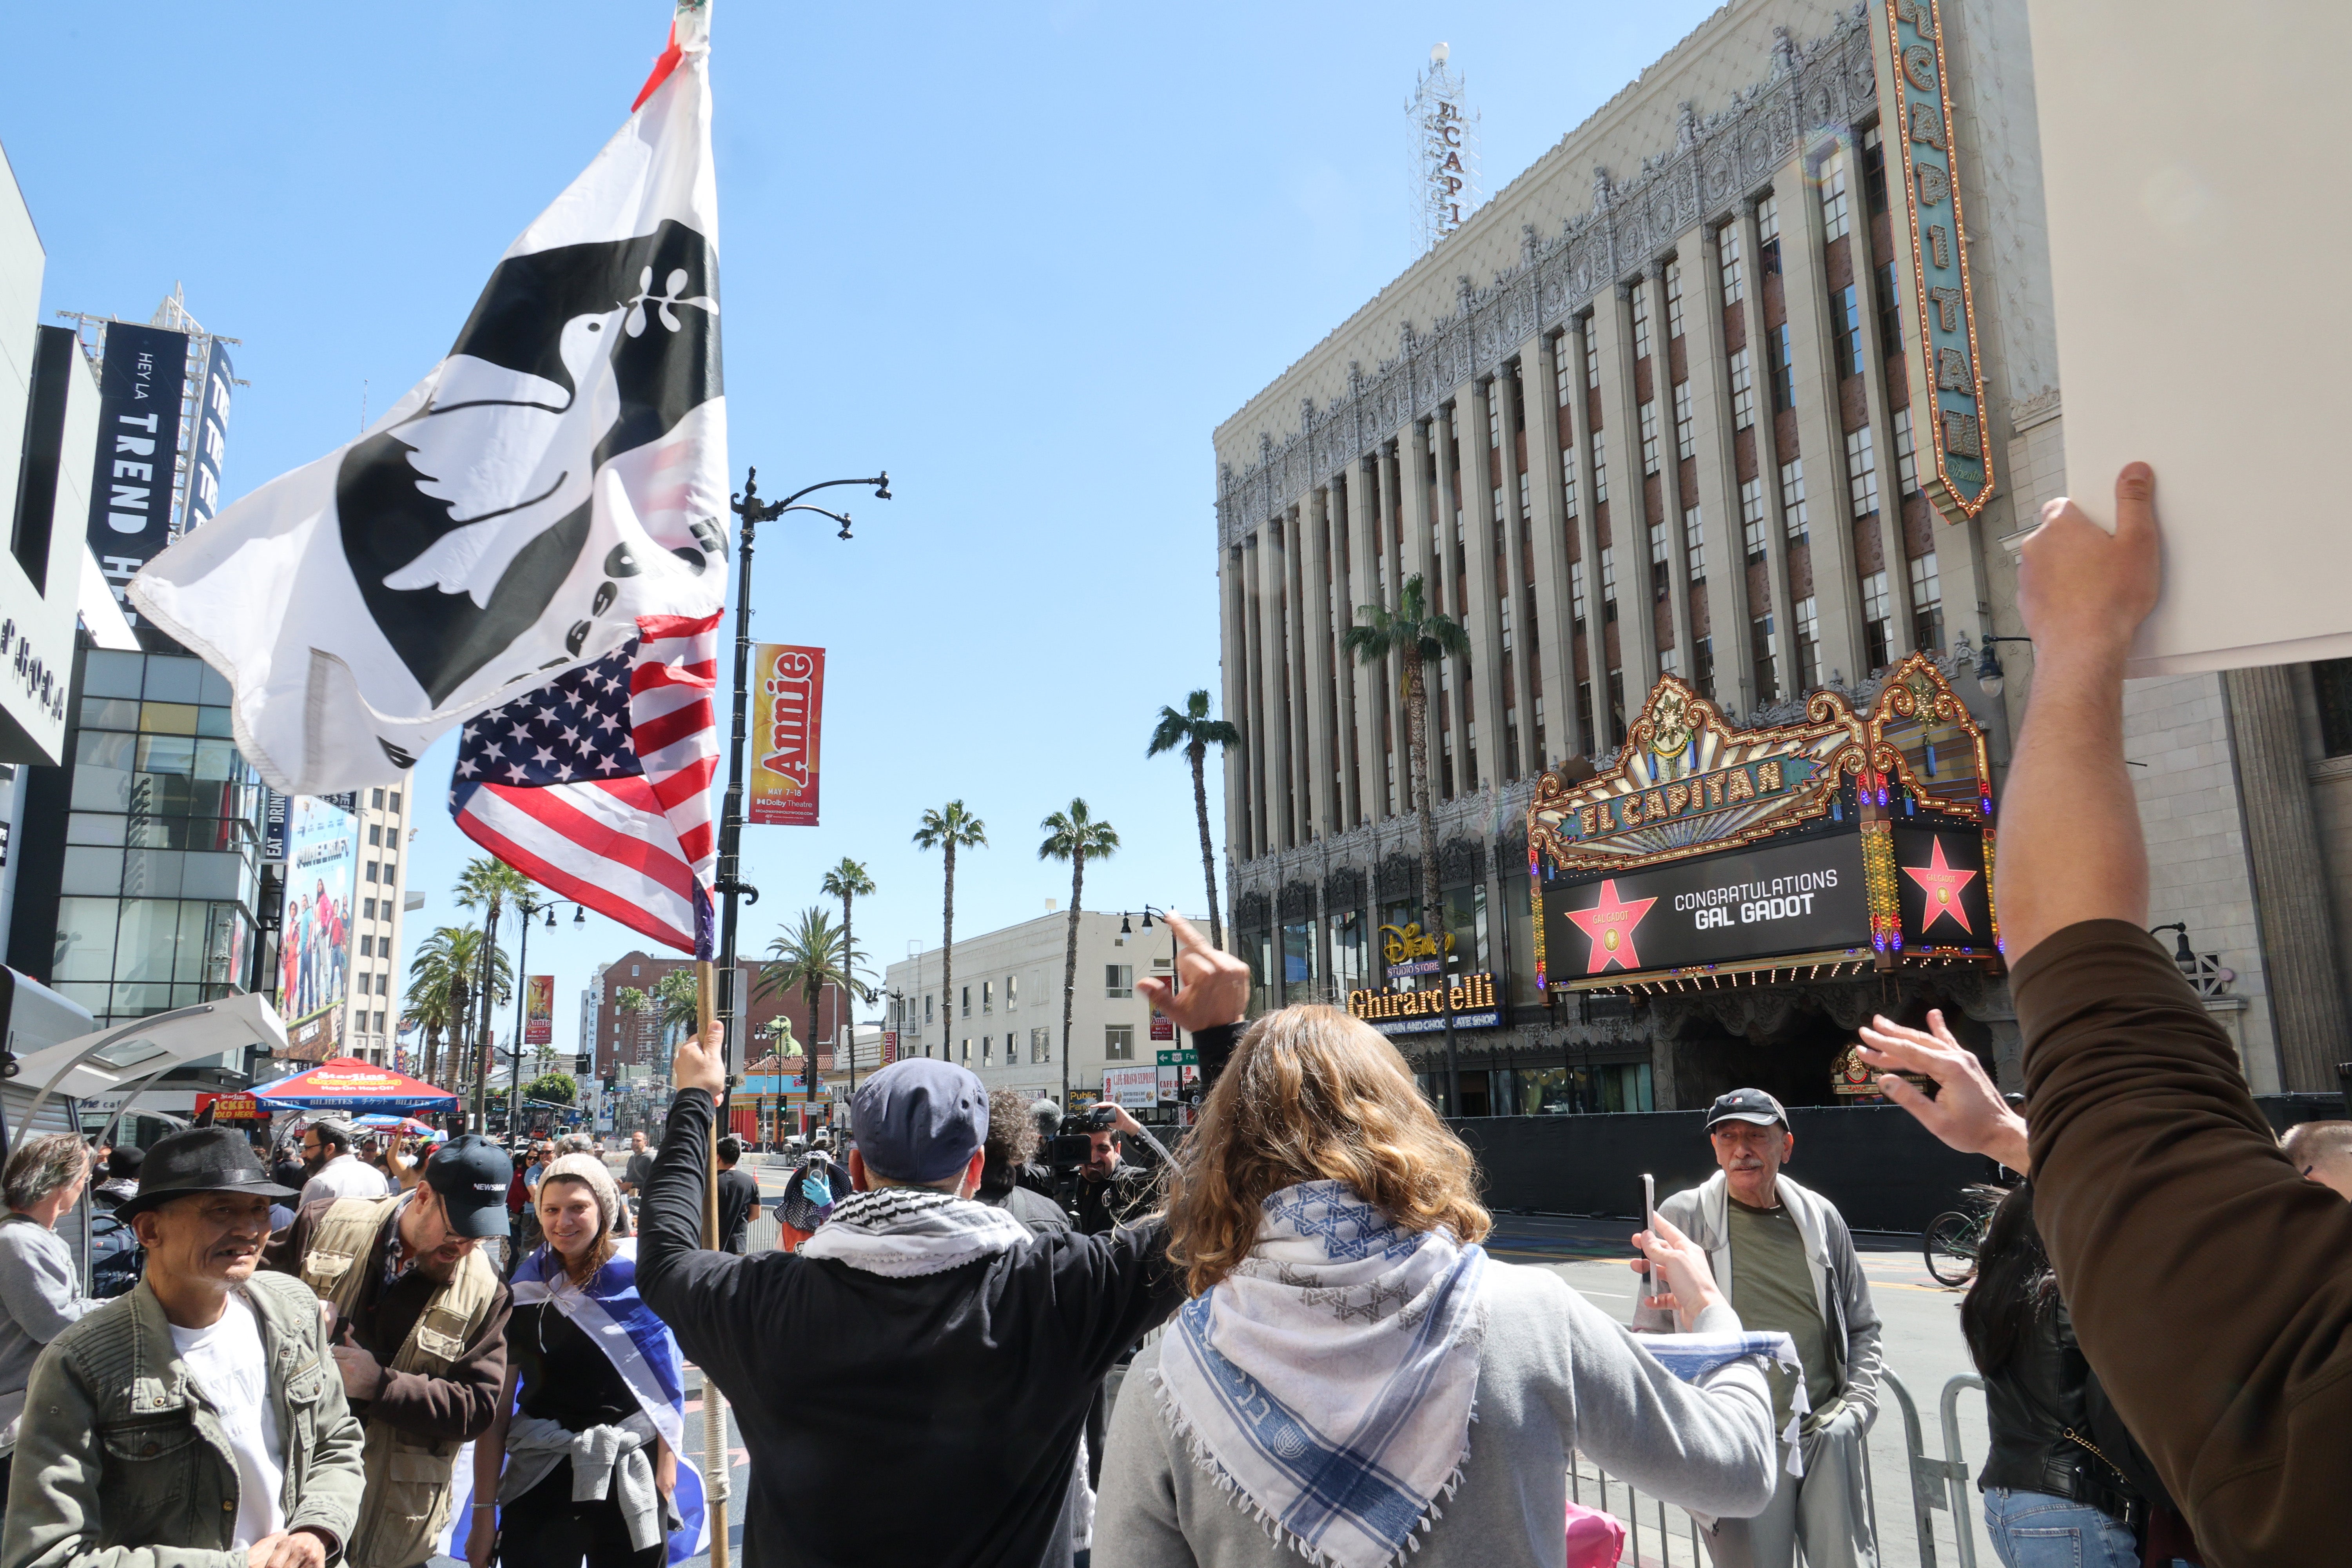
[507,896,587,1139]
[715,469,891,1123]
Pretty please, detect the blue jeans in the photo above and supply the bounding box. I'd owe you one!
[1983,1488,2138,1568]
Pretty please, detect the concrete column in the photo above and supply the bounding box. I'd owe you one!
[1843,128,1918,663]
[1424,410,1465,791]
[1775,155,1864,679]
[1492,360,1541,777]
[1562,314,1610,753]
[1461,376,1507,792]
[1381,442,1413,817]
[1647,258,1695,679]
[1740,197,1799,707]
[1286,501,1318,839]
[2224,666,2352,1091]
[1254,519,1292,850]
[1681,219,1753,711]
[1522,330,1579,766]
[1594,281,1657,705]
[1344,463,1382,826]
[1218,536,1252,870]
[1300,485,1336,841]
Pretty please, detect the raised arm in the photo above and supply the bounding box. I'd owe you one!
[635,1024,745,1349]
[1995,464,2160,959]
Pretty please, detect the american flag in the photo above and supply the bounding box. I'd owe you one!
[449,612,720,956]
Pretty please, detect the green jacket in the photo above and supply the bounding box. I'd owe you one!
[0,1271,365,1568]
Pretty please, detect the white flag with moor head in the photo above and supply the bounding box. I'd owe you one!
[132,4,726,795]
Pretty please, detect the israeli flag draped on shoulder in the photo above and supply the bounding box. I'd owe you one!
[1639,1329,1810,1476]
[497,1236,710,1564]
[130,0,727,795]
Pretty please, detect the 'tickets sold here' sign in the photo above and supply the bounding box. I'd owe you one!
[1544,831,1871,978]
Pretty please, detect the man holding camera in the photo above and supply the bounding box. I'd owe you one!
[1073,1102,1157,1236]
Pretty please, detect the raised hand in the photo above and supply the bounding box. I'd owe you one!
[1136,910,1250,1034]
[1624,1209,1725,1334]
[1856,1009,2029,1173]
[671,1020,726,1096]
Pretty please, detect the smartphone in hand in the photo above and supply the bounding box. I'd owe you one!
[1641,1174,1659,1303]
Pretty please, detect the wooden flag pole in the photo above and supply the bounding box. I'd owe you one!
[695,958,730,1568]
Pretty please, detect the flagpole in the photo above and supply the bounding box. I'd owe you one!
[695,958,730,1568]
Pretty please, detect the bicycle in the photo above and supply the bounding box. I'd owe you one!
[1922,1183,2009,1287]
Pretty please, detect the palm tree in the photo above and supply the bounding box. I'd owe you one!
[1343,573,1472,951]
[1038,799,1119,1108]
[818,858,878,1089]
[1147,690,1240,951]
[403,926,498,1086]
[759,909,862,1097]
[619,971,702,1091]
[454,857,531,1127]
[911,802,986,1063]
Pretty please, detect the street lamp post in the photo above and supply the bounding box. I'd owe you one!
[718,468,889,1131]
[506,898,587,1138]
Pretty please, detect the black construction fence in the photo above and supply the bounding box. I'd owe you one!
[1447,1092,2347,1236]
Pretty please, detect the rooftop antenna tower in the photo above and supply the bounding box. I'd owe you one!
[1411,42,1481,252]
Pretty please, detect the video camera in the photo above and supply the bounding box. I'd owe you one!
[1051,1103,1119,1171]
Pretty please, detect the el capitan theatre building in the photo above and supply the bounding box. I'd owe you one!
[1528,655,2006,1112]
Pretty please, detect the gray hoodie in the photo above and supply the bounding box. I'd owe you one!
[1094,1260,1777,1568]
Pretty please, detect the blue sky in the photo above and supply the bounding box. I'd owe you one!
[0,1,1716,1055]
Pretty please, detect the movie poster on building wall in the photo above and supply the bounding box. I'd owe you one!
[84,323,190,644]
[278,796,358,1051]
[748,643,823,826]
[524,975,554,1045]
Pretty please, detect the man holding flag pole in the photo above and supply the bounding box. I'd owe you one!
[122,2,742,1564]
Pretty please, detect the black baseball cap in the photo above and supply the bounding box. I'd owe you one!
[1704,1087,1788,1132]
[423,1134,515,1238]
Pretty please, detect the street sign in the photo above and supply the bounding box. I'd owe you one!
[1155,1047,1199,1105]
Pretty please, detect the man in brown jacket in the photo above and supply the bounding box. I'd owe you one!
[1944,460,2352,1565]
[263,1132,513,1568]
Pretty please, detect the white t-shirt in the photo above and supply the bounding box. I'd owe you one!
[168,1293,287,1550]
[299,1153,390,1210]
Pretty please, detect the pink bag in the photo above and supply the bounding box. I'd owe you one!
[1565,1499,1627,1568]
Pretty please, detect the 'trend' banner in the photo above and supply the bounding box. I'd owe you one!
[524,975,554,1045]
[86,323,191,642]
[749,643,824,826]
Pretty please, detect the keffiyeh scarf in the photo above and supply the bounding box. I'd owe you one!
[796,1186,1031,1276]
[1154,1181,1488,1568]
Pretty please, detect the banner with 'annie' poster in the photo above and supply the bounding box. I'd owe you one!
[749,643,823,826]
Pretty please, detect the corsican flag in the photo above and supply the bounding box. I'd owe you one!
[132,1,727,795]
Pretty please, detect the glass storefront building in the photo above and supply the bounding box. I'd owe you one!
[13,648,268,1027]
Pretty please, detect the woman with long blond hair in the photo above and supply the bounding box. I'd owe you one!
[1094,1006,1779,1568]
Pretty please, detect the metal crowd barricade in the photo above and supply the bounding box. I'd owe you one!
[1569,1368,1992,1568]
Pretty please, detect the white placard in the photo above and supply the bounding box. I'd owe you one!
[2026,0,2352,675]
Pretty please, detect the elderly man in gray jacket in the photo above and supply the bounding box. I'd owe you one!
[2,1128,365,1568]
[1632,1088,1885,1568]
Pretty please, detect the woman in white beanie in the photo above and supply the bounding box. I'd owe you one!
[463,1154,708,1568]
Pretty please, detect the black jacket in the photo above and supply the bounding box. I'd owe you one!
[1978,1292,2151,1521]
[638,1024,1235,1568]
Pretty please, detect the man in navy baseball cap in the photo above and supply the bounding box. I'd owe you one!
[848,1059,990,1190]
[634,908,1255,1568]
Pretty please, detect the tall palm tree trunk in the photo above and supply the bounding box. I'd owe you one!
[838,889,857,1090]
[421,1024,441,1085]
[1406,652,1441,935]
[940,844,956,1064]
[1188,739,1223,951]
[472,898,502,1125]
[1060,851,1085,1107]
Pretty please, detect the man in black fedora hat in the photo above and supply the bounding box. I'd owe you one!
[1,1127,365,1568]
[261,1134,514,1568]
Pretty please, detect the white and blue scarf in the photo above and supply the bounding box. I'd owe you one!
[437,1238,709,1564]
[1154,1181,1488,1568]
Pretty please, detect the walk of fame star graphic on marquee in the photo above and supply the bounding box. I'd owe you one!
[1901,836,1980,935]
[1565,879,1661,973]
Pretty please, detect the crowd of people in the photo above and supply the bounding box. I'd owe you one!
[0,463,2337,1566]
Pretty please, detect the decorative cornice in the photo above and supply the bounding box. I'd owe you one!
[1215,8,1877,547]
